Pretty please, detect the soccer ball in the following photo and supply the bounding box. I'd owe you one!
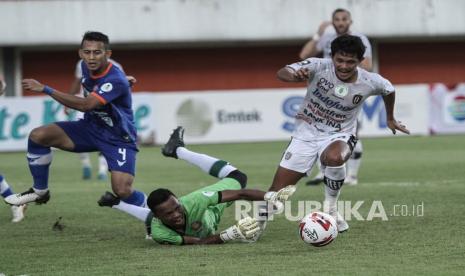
[299,211,338,247]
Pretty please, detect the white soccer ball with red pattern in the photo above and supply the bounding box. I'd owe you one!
[299,211,338,247]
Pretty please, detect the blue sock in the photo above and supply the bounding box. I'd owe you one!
[122,190,147,207]
[27,139,52,190]
[0,175,13,198]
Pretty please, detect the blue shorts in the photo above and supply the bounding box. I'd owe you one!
[55,120,138,176]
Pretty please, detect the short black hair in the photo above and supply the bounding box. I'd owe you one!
[330,34,365,61]
[332,8,351,18]
[81,31,110,49]
[147,188,176,213]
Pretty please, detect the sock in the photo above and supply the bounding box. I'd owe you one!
[176,147,236,178]
[113,200,151,222]
[80,153,91,168]
[346,140,362,178]
[98,153,108,175]
[121,190,147,207]
[27,139,52,193]
[323,165,346,212]
[0,175,13,198]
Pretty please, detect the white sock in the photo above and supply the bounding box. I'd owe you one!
[0,177,10,195]
[176,147,236,178]
[323,165,345,212]
[32,187,49,196]
[324,185,340,214]
[347,141,362,178]
[98,154,108,175]
[80,153,91,168]
[113,201,151,222]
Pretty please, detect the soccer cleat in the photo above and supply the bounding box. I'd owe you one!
[161,126,185,159]
[329,211,349,233]
[97,173,107,181]
[98,191,120,207]
[82,167,92,180]
[345,176,358,186]
[5,188,50,205]
[11,204,27,223]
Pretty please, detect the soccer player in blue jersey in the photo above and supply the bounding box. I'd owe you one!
[1,174,27,222]
[5,31,147,208]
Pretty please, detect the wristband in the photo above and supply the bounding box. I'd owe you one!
[312,33,320,41]
[43,85,54,95]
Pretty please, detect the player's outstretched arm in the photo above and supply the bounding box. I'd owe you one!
[22,79,102,112]
[277,67,310,82]
[382,93,410,135]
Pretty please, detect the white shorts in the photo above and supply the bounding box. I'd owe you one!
[279,132,356,173]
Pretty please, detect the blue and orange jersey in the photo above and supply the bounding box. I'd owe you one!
[80,61,137,145]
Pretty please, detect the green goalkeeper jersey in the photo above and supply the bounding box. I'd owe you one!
[151,178,241,245]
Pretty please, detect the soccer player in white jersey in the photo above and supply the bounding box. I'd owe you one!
[259,35,409,233]
[300,8,372,186]
[67,59,134,180]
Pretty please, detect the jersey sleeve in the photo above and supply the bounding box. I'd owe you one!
[372,73,395,96]
[90,79,128,105]
[286,58,326,73]
[151,220,184,245]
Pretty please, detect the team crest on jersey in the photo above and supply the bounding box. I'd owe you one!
[285,151,292,160]
[334,85,349,98]
[352,94,363,104]
[99,82,113,93]
[191,221,203,232]
[202,191,215,197]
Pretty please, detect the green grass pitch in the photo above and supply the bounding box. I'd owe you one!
[1,135,464,275]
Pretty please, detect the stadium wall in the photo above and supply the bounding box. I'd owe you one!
[0,0,464,45]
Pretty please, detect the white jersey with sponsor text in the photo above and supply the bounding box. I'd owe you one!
[287,58,394,140]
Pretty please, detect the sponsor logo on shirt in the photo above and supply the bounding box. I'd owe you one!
[99,82,113,93]
[334,84,349,98]
[202,191,215,197]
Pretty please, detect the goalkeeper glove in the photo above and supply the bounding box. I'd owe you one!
[219,216,260,243]
[264,185,297,212]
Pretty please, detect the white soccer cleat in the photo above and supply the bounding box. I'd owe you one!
[329,211,349,233]
[11,204,27,223]
[345,176,358,186]
[5,188,50,206]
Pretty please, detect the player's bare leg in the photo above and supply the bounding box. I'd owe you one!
[110,171,146,207]
[320,140,352,233]
[5,124,74,205]
[269,167,305,192]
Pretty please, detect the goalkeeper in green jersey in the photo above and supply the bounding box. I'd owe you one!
[98,126,295,245]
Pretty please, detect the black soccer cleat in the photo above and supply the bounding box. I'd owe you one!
[161,126,185,159]
[5,187,50,206]
[98,191,121,207]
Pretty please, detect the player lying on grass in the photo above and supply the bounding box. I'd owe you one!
[98,126,295,245]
